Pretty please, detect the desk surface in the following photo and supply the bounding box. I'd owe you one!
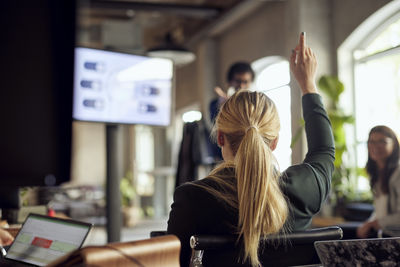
[312,216,345,227]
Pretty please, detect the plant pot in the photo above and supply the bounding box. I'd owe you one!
[122,206,141,227]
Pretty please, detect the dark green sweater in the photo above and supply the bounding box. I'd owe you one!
[282,93,335,230]
[167,93,335,266]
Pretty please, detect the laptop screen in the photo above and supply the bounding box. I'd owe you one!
[315,237,400,266]
[5,213,92,266]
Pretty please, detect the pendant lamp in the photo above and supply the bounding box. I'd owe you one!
[147,33,196,67]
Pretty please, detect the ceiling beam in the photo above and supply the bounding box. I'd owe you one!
[186,0,281,47]
[80,0,221,19]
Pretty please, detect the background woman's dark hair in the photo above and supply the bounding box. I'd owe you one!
[366,125,400,194]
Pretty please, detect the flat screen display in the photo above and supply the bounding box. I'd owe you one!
[5,214,92,266]
[73,47,173,126]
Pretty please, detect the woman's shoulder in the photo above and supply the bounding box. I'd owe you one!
[176,177,229,194]
[175,175,235,204]
[281,163,313,180]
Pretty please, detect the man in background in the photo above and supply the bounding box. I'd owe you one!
[208,62,255,161]
[209,62,255,122]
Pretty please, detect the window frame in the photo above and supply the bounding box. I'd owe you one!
[338,1,400,190]
[252,56,292,170]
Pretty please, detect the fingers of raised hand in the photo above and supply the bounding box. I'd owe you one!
[306,47,317,67]
[306,47,316,58]
[298,47,315,64]
[291,34,315,69]
[214,86,227,99]
[305,47,310,56]
[290,49,297,68]
[299,32,306,58]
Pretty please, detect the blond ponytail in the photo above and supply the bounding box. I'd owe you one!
[235,126,287,266]
[204,90,288,266]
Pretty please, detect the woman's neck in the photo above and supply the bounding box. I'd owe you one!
[376,160,386,171]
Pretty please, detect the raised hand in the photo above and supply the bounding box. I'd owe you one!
[214,86,228,100]
[290,32,317,95]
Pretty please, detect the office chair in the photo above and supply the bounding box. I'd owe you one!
[189,226,343,267]
[47,235,181,267]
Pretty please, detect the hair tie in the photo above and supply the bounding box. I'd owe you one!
[245,125,259,133]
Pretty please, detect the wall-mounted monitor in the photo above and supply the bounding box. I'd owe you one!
[73,48,173,126]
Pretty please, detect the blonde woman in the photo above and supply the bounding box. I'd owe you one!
[167,32,334,266]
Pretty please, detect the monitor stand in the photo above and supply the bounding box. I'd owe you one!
[106,124,123,243]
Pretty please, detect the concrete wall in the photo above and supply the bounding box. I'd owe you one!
[218,2,288,88]
[332,0,389,52]
[71,122,106,185]
[175,61,199,110]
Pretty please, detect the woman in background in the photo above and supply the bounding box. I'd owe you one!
[357,125,400,238]
[167,32,334,266]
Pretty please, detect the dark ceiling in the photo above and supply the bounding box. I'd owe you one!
[77,0,243,51]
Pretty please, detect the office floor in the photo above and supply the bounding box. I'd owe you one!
[83,217,168,246]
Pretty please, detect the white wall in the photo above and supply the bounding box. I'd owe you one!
[71,122,106,185]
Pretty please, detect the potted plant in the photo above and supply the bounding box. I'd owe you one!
[318,75,372,215]
[120,171,141,227]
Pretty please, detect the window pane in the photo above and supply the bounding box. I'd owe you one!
[135,125,155,195]
[354,53,400,144]
[256,61,290,91]
[264,85,291,171]
[350,8,400,193]
[254,58,291,171]
[355,17,400,59]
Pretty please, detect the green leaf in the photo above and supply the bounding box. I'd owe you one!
[318,75,345,103]
[120,172,136,207]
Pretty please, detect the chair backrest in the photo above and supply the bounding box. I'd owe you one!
[150,230,168,238]
[190,226,343,267]
[46,235,181,267]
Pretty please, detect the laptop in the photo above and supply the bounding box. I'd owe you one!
[1,213,92,266]
[314,237,400,266]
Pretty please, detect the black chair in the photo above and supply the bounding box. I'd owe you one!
[189,226,343,267]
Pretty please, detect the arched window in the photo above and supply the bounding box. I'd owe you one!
[252,57,291,170]
[354,16,400,174]
[339,1,400,190]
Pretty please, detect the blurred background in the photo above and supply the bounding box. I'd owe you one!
[2,0,400,245]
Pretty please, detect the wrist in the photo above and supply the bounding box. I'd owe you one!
[297,78,316,92]
[301,84,317,95]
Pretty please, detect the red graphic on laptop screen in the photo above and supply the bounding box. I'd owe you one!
[31,237,53,248]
